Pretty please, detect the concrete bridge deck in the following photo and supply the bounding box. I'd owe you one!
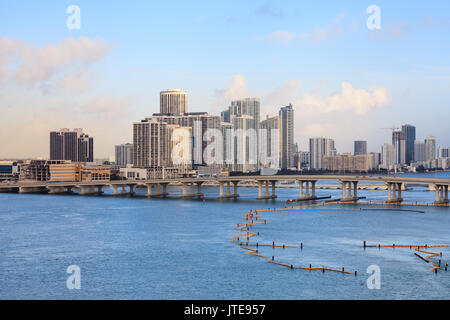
[1,175,449,205]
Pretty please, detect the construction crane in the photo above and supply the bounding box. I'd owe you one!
[382,126,400,133]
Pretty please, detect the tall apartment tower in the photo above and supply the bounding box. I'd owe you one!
[401,124,416,164]
[279,104,294,169]
[50,129,93,162]
[260,115,279,168]
[133,119,171,168]
[414,140,426,162]
[438,147,450,158]
[160,89,187,114]
[115,143,134,167]
[232,115,258,172]
[309,137,335,170]
[381,143,395,169]
[392,131,406,165]
[354,141,367,156]
[424,136,436,161]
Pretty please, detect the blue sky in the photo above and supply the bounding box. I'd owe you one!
[0,0,449,158]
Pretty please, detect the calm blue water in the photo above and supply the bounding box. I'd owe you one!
[1,172,449,300]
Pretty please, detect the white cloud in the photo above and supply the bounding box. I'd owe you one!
[82,96,132,119]
[264,30,296,43]
[297,82,389,115]
[0,36,111,92]
[216,75,249,102]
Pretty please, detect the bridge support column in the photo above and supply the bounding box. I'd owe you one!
[161,183,168,197]
[225,182,232,197]
[146,184,152,197]
[232,181,240,198]
[112,185,119,196]
[341,181,359,202]
[271,181,277,199]
[196,182,203,197]
[128,185,134,195]
[386,182,403,204]
[297,180,318,201]
[257,181,263,199]
[434,184,449,205]
[97,186,104,195]
[219,182,224,199]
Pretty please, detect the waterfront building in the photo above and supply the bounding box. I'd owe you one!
[425,136,436,162]
[160,89,187,114]
[401,124,416,164]
[354,141,367,156]
[293,151,310,170]
[438,146,450,159]
[392,131,406,165]
[50,129,93,162]
[115,143,134,168]
[0,161,20,180]
[279,104,294,169]
[381,143,395,170]
[322,153,376,172]
[260,115,279,169]
[309,137,335,170]
[414,140,426,162]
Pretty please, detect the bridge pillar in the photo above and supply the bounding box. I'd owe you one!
[128,185,134,195]
[271,181,277,199]
[196,182,203,197]
[161,183,168,197]
[257,181,263,199]
[219,182,224,198]
[232,181,240,198]
[120,185,128,195]
[146,184,152,197]
[112,185,119,196]
[386,182,403,203]
[97,186,104,195]
[340,181,358,202]
[225,182,232,197]
[434,184,450,205]
[297,180,318,201]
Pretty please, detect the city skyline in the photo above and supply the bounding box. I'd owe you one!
[1,1,450,158]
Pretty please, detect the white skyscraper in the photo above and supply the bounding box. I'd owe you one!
[381,143,395,169]
[309,137,335,170]
[425,136,436,161]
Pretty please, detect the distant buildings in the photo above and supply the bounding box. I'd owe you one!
[0,161,20,180]
[401,124,416,164]
[414,140,426,162]
[381,143,395,170]
[115,143,133,168]
[309,137,335,170]
[160,89,187,114]
[354,141,367,156]
[279,104,294,169]
[425,136,436,162]
[392,130,406,165]
[322,153,378,172]
[50,129,93,162]
[438,147,450,158]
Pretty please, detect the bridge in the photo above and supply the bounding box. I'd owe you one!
[0,175,449,205]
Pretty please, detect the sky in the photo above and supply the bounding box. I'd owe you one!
[0,0,449,159]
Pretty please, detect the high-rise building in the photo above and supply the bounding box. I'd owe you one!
[232,115,258,172]
[115,143,134,167]
[133,118,172,168]
[50,129,93,162]
[260,115,279,169]
[294,151,310,170]
[414,140,426,162]
[381,143,395,169]
[322,153,377,172]
[309,137,335,170]
[401,124,416,164]
[392,131,406,165]
[438,146,450,158]
[279,104,294,169]
[424,136,436,161]
[354,141,367,156]
[160,89,187,114]
[150,113,221,166]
